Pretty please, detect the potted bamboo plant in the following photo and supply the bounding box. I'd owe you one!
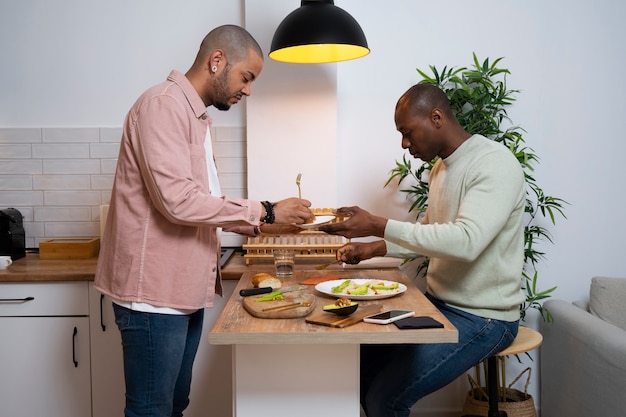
[386,53,567,322]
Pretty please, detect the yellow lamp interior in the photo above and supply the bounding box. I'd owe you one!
[269,43,370,64]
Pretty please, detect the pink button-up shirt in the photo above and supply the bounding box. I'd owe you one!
[95,70,262,309]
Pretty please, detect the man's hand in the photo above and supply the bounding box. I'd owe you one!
[336,241,387,264]
[318,206,388,238]
[272,198,314,224]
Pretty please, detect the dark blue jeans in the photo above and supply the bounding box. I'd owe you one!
[113,304,204,417]
[360,294,518,417]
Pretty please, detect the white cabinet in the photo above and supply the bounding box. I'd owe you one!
[0,282,92,417]
[0,280,236,417]
[88,284,125,417]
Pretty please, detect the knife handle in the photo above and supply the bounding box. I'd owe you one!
[239,287,273,297]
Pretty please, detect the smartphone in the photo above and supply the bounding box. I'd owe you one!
[363,309,415,325]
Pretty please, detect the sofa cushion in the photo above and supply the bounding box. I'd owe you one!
[589,276,626,331]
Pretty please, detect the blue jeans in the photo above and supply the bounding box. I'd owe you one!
[360,293,518,417]
[113,304,204,417]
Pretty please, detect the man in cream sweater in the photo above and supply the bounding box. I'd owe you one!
[320,84,525,417]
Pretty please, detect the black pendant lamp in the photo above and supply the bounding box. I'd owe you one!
[269,0,369,64]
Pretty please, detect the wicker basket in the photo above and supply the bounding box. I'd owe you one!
[461,368,536,417]
[243,208,348,265]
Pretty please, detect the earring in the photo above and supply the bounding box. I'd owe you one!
[212,66,218,73]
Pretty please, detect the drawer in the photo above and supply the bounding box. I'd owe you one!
[0,282,89,316]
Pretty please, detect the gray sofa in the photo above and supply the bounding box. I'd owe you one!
[540,276,626,417]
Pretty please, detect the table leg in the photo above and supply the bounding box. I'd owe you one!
[233,344,360,417]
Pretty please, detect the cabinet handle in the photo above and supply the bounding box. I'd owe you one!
[99,294,106,332]
[0,296,35,303]
[72,327,78,367]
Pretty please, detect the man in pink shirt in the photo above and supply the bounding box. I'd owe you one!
[95,25,313,417]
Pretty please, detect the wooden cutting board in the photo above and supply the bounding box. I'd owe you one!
[305,303,382,328]
[242,293,316,319]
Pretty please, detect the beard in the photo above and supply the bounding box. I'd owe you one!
[213,65,233,111]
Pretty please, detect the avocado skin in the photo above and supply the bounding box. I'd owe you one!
[323,301,358,310]
[322,302,359,316]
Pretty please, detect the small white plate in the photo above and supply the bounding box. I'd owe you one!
[315,278,407,300]
[294,215,336,229]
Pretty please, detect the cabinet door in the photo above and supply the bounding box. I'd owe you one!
[0,316,91,417]
[88,284,125,417]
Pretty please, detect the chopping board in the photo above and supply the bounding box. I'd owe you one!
[242,293,316,319]
[305,303,382,328]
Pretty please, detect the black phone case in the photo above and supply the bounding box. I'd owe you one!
[393,316,444,329]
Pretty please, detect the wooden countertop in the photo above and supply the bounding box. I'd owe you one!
[209,269,458,345]
[0,254,99,282]
[0,251,396,283]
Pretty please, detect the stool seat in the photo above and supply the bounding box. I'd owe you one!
[462,326,542,417]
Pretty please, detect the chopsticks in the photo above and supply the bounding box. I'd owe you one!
[296,173,302,199]
[262,300,312,312]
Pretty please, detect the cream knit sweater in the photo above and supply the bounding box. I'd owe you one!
[385,134,526,321]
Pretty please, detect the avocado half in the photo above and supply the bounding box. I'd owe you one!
[322,300,359,316]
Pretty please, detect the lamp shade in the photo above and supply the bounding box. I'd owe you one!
[269,0,369,64]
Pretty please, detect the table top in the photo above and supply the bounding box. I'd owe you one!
[209,269,458,345]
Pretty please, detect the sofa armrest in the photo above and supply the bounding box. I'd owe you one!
[540,299,626,417]
[571,299,588,310]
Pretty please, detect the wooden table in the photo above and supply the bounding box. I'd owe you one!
[209,269,458,417]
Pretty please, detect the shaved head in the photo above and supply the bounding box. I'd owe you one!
[196,24,263,66]
[396,83,454,119]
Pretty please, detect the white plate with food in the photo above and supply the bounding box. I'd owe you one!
[315,278,407,300]
[294,215,336,229]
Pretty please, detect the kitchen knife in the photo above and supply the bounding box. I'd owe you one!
[239,285,307,297]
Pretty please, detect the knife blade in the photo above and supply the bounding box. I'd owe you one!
[239,284,307,297]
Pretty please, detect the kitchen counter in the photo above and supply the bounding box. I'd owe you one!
[0,251,398,282]
[0,254,99,282]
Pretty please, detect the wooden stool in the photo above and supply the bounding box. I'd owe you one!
[463,326,543,417]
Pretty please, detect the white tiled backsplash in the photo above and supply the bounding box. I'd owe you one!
[0,126,248,248]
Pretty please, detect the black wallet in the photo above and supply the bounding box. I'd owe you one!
[393,316,444,329]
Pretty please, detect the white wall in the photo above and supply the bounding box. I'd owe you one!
[2,0,626,415]
[0,0,244,127]
[245,1,339,207]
